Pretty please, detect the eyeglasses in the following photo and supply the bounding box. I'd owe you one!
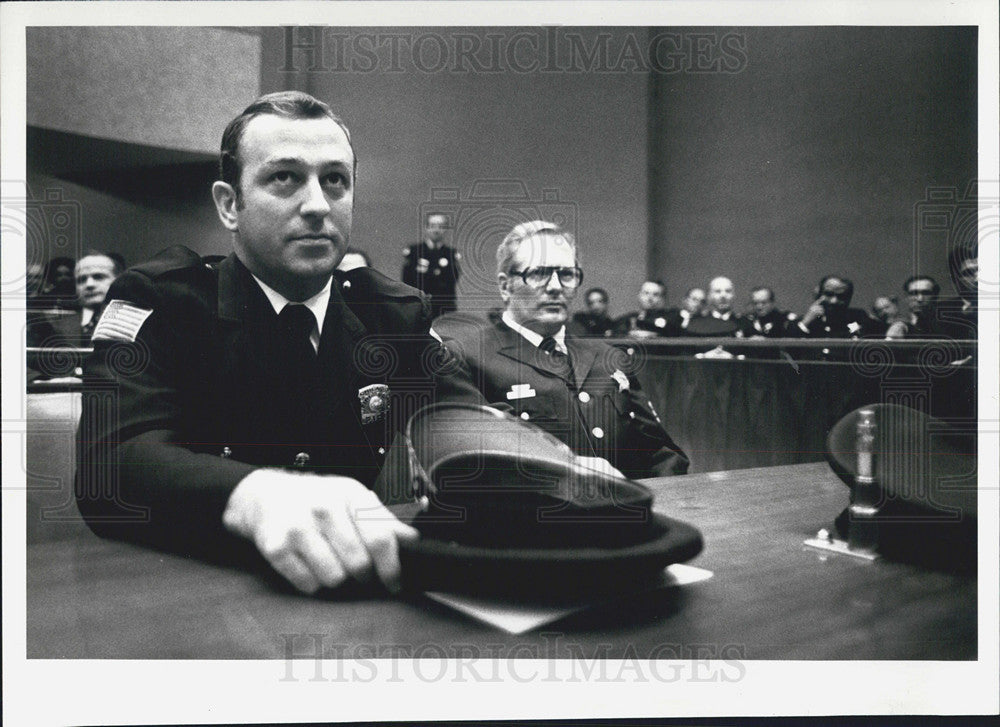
[512,266,584,289]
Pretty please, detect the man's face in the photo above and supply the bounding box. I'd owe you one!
[500,232,577,333]
[751,290,774,317]
[820,278,851,311]
[872,296,898,322]
[586,292,608,316]
[426,215,447,245]
[683,288,705,314]
[75,255,117,309]
[708,277,734,312]
[638,282,664,311]
[906,278,938,317]
[221,114,354,298]
[51,264,75,294]
[958,257,978,301]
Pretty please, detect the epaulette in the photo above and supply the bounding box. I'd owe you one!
[130,245,211,279]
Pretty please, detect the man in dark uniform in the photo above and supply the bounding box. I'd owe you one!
[401,213,461,319]
[886,275,968,339]
[569,287,616,337]
[686,276,743,337]
[792,275,885,338]
[738,286,798,338]
[438,220,688,479]
[75,91,483,596]
[614,280,674,338]
[29,250,124,347]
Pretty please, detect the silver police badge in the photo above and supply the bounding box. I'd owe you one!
[358,384,390,424]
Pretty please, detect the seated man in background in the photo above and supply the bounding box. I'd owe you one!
[614,279,673,337]
[670,286,706,333]
[401,212,461,319]
[870,295,901,328]
[27,250,123,348]
[439,220,689,479]
[569,286,616,337]
[792,275,885,338]
[886,275,967,339]
[686,276,742,336]
[76,91,483,596]
[738,286,797,338]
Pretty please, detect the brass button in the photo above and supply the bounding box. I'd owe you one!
[378,447,386,455]
[520,412,530,420]
[578,391,591,403]
[592,427,604,439]
[293,452,311,467]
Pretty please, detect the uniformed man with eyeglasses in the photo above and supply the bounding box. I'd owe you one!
[436,220,689,479]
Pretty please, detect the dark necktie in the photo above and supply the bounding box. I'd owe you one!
[279,304,317,366]
[540,335,574,380]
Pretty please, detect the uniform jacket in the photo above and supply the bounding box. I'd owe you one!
[75,246,483,556]
[737,309,798,338]
[613,308,675,337]
[440,319,689,479]
[401,241,461,317]
[569,311,616,338]
[684,310,743,337]
[789,307,886,338]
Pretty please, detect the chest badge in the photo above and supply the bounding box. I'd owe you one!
[358,384,390,424]
[506,383,537,400]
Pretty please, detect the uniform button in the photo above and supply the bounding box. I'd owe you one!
[378,447,386,455]
[220,446,232,458]
[520,412,530,420]
[592,427,604,439]
[293,452,311,467]
[629,411,636,419]
[578,391,591,403]
[342,280,351,290]
[822,348,830,355]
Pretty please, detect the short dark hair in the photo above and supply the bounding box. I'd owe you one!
[585,287,609,302]
[818,275,854,302]
[79,250,126,277]
[903,275,940,296]
[219,90,356,195]
[751,286,775,301]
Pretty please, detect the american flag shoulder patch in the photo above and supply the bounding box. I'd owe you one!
[92,300,154,342]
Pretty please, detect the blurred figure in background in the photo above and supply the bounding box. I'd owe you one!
[614,280,671,338]
[686,276,742,336]
[870,295,901,327]
[793,275,884,338]
[29,250,124,347]
[570,287,616,337]
[402,213,461,319]
[738,286,797,338]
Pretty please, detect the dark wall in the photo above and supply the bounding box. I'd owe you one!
[648,27,977,315]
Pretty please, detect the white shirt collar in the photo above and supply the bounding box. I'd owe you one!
[80,307,95,327]
[251,274,332,352]
[501,310,567,354]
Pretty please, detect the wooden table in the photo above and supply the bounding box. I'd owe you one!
[26,462,976,660]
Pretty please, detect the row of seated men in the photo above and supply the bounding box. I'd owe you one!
[570,264,979,341]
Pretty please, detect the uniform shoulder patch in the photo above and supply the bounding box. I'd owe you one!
[92,300,154,342]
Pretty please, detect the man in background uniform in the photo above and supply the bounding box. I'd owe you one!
[76,91,483,596]
[569,287,616,337]
[614,280,673,338]
[438,220,688,480]
[738,286,797,338]
[686,276,742,336]
[792,275,885,338]
[401,213,461,319]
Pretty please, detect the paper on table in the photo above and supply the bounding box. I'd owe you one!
[424,563,713,634]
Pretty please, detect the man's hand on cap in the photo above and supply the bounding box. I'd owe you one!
[223,469,418,595]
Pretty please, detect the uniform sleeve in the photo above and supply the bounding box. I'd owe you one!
[621,385,690,479]
[75,270,257,559]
